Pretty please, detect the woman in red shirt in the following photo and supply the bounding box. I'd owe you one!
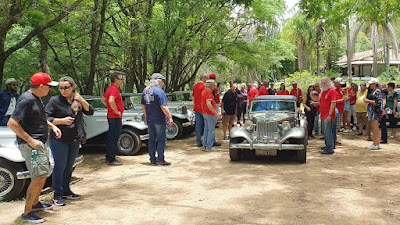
[348,83,358,130]
[277,83,289,95]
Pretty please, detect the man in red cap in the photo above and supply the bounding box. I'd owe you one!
[8,72,61,224]
[208,73,221,146]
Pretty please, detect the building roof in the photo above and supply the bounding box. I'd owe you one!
[336,47,400,66]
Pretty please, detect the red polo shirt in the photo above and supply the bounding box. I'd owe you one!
[248,88,259,106]
[320,88,336,119]
[277,90,289,95]
[258,86,268,95]
[192,81,205,112]
[201,88,216,116]
[335,88,345,113]
[290,88,302,103]
[103,84,124,118]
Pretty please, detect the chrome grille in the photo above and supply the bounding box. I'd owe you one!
[256,120,278,140]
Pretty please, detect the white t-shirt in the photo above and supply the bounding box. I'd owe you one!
[5,97,16,116]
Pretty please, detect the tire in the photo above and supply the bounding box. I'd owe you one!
[117,128,142,155]
[297,137,307,163]
[0,158,26,201]
[229,138,242,161]
[166,120,183,140]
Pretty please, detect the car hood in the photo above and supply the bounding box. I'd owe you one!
[251,111,295,123]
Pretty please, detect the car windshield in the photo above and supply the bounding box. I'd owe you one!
[251,100,296,113]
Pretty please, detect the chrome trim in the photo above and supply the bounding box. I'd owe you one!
[230,143,305,151]
[140,134,149,140]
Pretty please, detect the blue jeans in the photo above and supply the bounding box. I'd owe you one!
[314,112,320,134]
[148,123,166,163]
[106,118,122,162]
[203,114,217,148]
[322,118,336,153]
[50,139,80,195]
[194,111,204,146]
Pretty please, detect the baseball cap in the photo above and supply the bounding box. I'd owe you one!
[368,77,379,84]
[209,73,216,79]
[206,79,215,83]
[334,77,345,84]
[31,72,58,86]
[291,81,297,84]
[5,78,20,85]
[151,73,166,80]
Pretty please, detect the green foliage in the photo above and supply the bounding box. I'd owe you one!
[285,71,323,92]
[379,66,400,82]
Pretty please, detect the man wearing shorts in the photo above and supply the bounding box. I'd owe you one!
[8,72,61,224]
[221,84,240,140]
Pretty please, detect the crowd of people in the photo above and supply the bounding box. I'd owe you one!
[2,71,399,223]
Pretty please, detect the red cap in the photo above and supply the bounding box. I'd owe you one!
[209,73,216,79]
[30,72,58,86]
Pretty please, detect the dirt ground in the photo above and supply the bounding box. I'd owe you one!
[1,127,400,225]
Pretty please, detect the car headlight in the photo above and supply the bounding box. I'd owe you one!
[252,131,258,141]
[272,132,280,140]
[281,121,291,131]
[174,107,183,114]
[244,121,253,131]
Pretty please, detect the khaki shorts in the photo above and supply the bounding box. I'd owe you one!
[222,114,235,125]
[18,141,51,179]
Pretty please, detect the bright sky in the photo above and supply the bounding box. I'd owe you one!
[284,0,299,19]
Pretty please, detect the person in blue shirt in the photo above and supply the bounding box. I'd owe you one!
[141,73,173,166]
[0,78,20,126]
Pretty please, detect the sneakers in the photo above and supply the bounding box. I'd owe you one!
[366,145,380,150]
[223,136,229,140]
[62,190,81,200]
[21,212,44,224]
[108,160,123,165]
[206,147,218,152]
[53,194,66,206]
[344,129,352,133]
[32,201,53,212]
[156,160,171,166]
[352,126,357,131]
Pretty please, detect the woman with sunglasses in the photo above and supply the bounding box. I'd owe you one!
[45,76,94,206]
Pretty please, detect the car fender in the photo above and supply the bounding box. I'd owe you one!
[0,143,24,163]
[279,127,306,143]
[171,112,187,120]
[229,126,252,143]
[122,121,148,131]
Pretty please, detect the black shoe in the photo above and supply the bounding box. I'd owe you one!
[321,147,326,150]
[320,151,334,155]
[197,142,203,147]
[22,212,44,224]
[32,201,53,212]
[62,190,81,200]
[213,142,221,146]
[150,162,157,166]
[108,160,122,165]
[53,194,66,206]
[156,160,171,166]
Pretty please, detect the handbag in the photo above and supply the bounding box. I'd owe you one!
[385,107,393,115]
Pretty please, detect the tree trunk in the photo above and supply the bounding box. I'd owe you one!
[37,32,50,74]
[386,43,390,81]
[346,21,352,81]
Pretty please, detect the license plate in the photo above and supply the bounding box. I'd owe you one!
[256,150,277,156]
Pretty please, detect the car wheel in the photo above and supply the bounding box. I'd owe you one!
[229,138,242,161]
[297,137,307,163]
[117,129,142,155]
[166,120,183,140]
[0,158,26,201]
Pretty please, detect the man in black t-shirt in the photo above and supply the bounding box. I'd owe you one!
[221,84,241,140]
[8,72,61,224]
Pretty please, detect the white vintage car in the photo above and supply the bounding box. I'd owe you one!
[0,127,83,201]
[229,95,308,163]
[83,96,149,156]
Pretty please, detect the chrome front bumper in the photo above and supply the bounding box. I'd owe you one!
[230,143,305,151]
[17,155,84,180]
[140,134,150,141]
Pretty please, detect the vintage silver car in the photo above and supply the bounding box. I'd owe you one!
[122,93,195,140]
[0,127,83,201]
[229,95,308,163]
[83,96,149,156]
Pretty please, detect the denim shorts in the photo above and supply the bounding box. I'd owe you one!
[18,141,51,179]
[344,101,350,111]
[368,111,379,121]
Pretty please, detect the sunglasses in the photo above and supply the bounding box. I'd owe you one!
[59,86,71,90]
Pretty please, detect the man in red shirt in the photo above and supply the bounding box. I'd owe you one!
[248,82,259,109]
[258,80,269,95]
[201,80,221,151]
[314,82,321,135]
[313,77,336,154]
[333,78,346,141]
[101,72,124,165]
[192,74,208,147]
[290,81,303,107]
